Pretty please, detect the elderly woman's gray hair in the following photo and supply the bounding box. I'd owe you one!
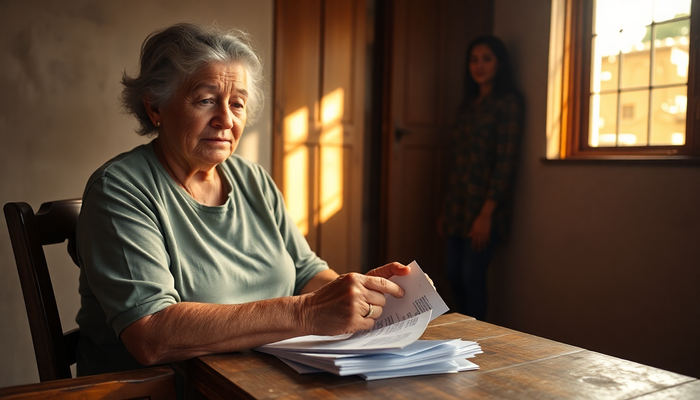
[121,22,264,136]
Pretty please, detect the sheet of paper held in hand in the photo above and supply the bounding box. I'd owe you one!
[376,260,450,329]
[260,260,449,353]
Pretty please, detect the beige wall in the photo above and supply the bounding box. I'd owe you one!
[0,0,273,387]
[491,0,700,378]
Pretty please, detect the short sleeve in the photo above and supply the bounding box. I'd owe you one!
[77,172,178,337]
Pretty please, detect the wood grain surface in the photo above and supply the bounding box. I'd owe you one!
[172,313,698,399]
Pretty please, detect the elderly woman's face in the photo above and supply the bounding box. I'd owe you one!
[156,61,248,171]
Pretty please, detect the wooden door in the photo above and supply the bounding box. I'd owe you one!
[273,0,366,274]
[383,0,493,277]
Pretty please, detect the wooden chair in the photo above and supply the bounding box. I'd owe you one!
[3,200,176,398]
[4,200,82,382]
[0,366,176,400]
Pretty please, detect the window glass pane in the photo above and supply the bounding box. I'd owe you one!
[595,0,653,35]
[652,20,690,86]
[653,0,691,23]
[591,35,619,93]
[620,26,651,89]
[589,93,618,147]
[650,86,687,145]
[619,90,649,146]
[583,0,692,155]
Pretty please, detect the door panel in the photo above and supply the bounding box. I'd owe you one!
[384,0,494,281]
[404,1,440,126]
[274,0,492,276]
[274,0,366,274]
[275,0,322,250]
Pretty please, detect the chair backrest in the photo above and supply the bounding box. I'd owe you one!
[4,199,82,382]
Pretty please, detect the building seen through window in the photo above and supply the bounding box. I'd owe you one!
[589,0,691,148]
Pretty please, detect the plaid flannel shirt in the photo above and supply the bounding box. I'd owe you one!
[443,92,523,240]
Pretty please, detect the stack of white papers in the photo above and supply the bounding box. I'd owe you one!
[255,261,482,380]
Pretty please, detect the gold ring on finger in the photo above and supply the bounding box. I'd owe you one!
[363,303,374,318]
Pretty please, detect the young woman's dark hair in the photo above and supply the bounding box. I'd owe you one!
[461,35,518,107]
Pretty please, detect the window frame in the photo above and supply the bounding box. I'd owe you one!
[560,0,700,159]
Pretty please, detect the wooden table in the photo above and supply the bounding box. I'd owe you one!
[173,313,699,399]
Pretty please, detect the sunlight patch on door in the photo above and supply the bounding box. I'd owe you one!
[322,89,344,125]
[320,89,344,224]
[320,127,343,223]
[284,107,309,142]
[283,107,309,235]
[282,89,345,235]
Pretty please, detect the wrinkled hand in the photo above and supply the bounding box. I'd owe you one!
[299,262,409,336]
[468,213,492,252]
[365,262,411,279]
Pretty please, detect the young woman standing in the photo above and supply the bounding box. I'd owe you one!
[440,35,523,321]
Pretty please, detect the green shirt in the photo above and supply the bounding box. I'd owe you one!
[75,142,328,375]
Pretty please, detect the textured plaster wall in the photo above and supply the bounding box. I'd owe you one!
[0,0,273,386]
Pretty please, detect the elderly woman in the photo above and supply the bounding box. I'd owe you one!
[75,22,408,376]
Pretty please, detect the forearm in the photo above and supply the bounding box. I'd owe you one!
[300,268,339,294]
[121,296,307,365]
[479,198,497,218]
[121,266,406,366]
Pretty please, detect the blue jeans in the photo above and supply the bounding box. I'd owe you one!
[445,234,496,320]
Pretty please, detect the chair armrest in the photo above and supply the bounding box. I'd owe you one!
[0,366,176,400]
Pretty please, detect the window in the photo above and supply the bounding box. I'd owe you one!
[622,104,635,120]
[553,0,700,159]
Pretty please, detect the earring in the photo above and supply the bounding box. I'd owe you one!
[155,121,161,127]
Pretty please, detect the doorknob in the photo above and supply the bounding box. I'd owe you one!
[395,127,410,142]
